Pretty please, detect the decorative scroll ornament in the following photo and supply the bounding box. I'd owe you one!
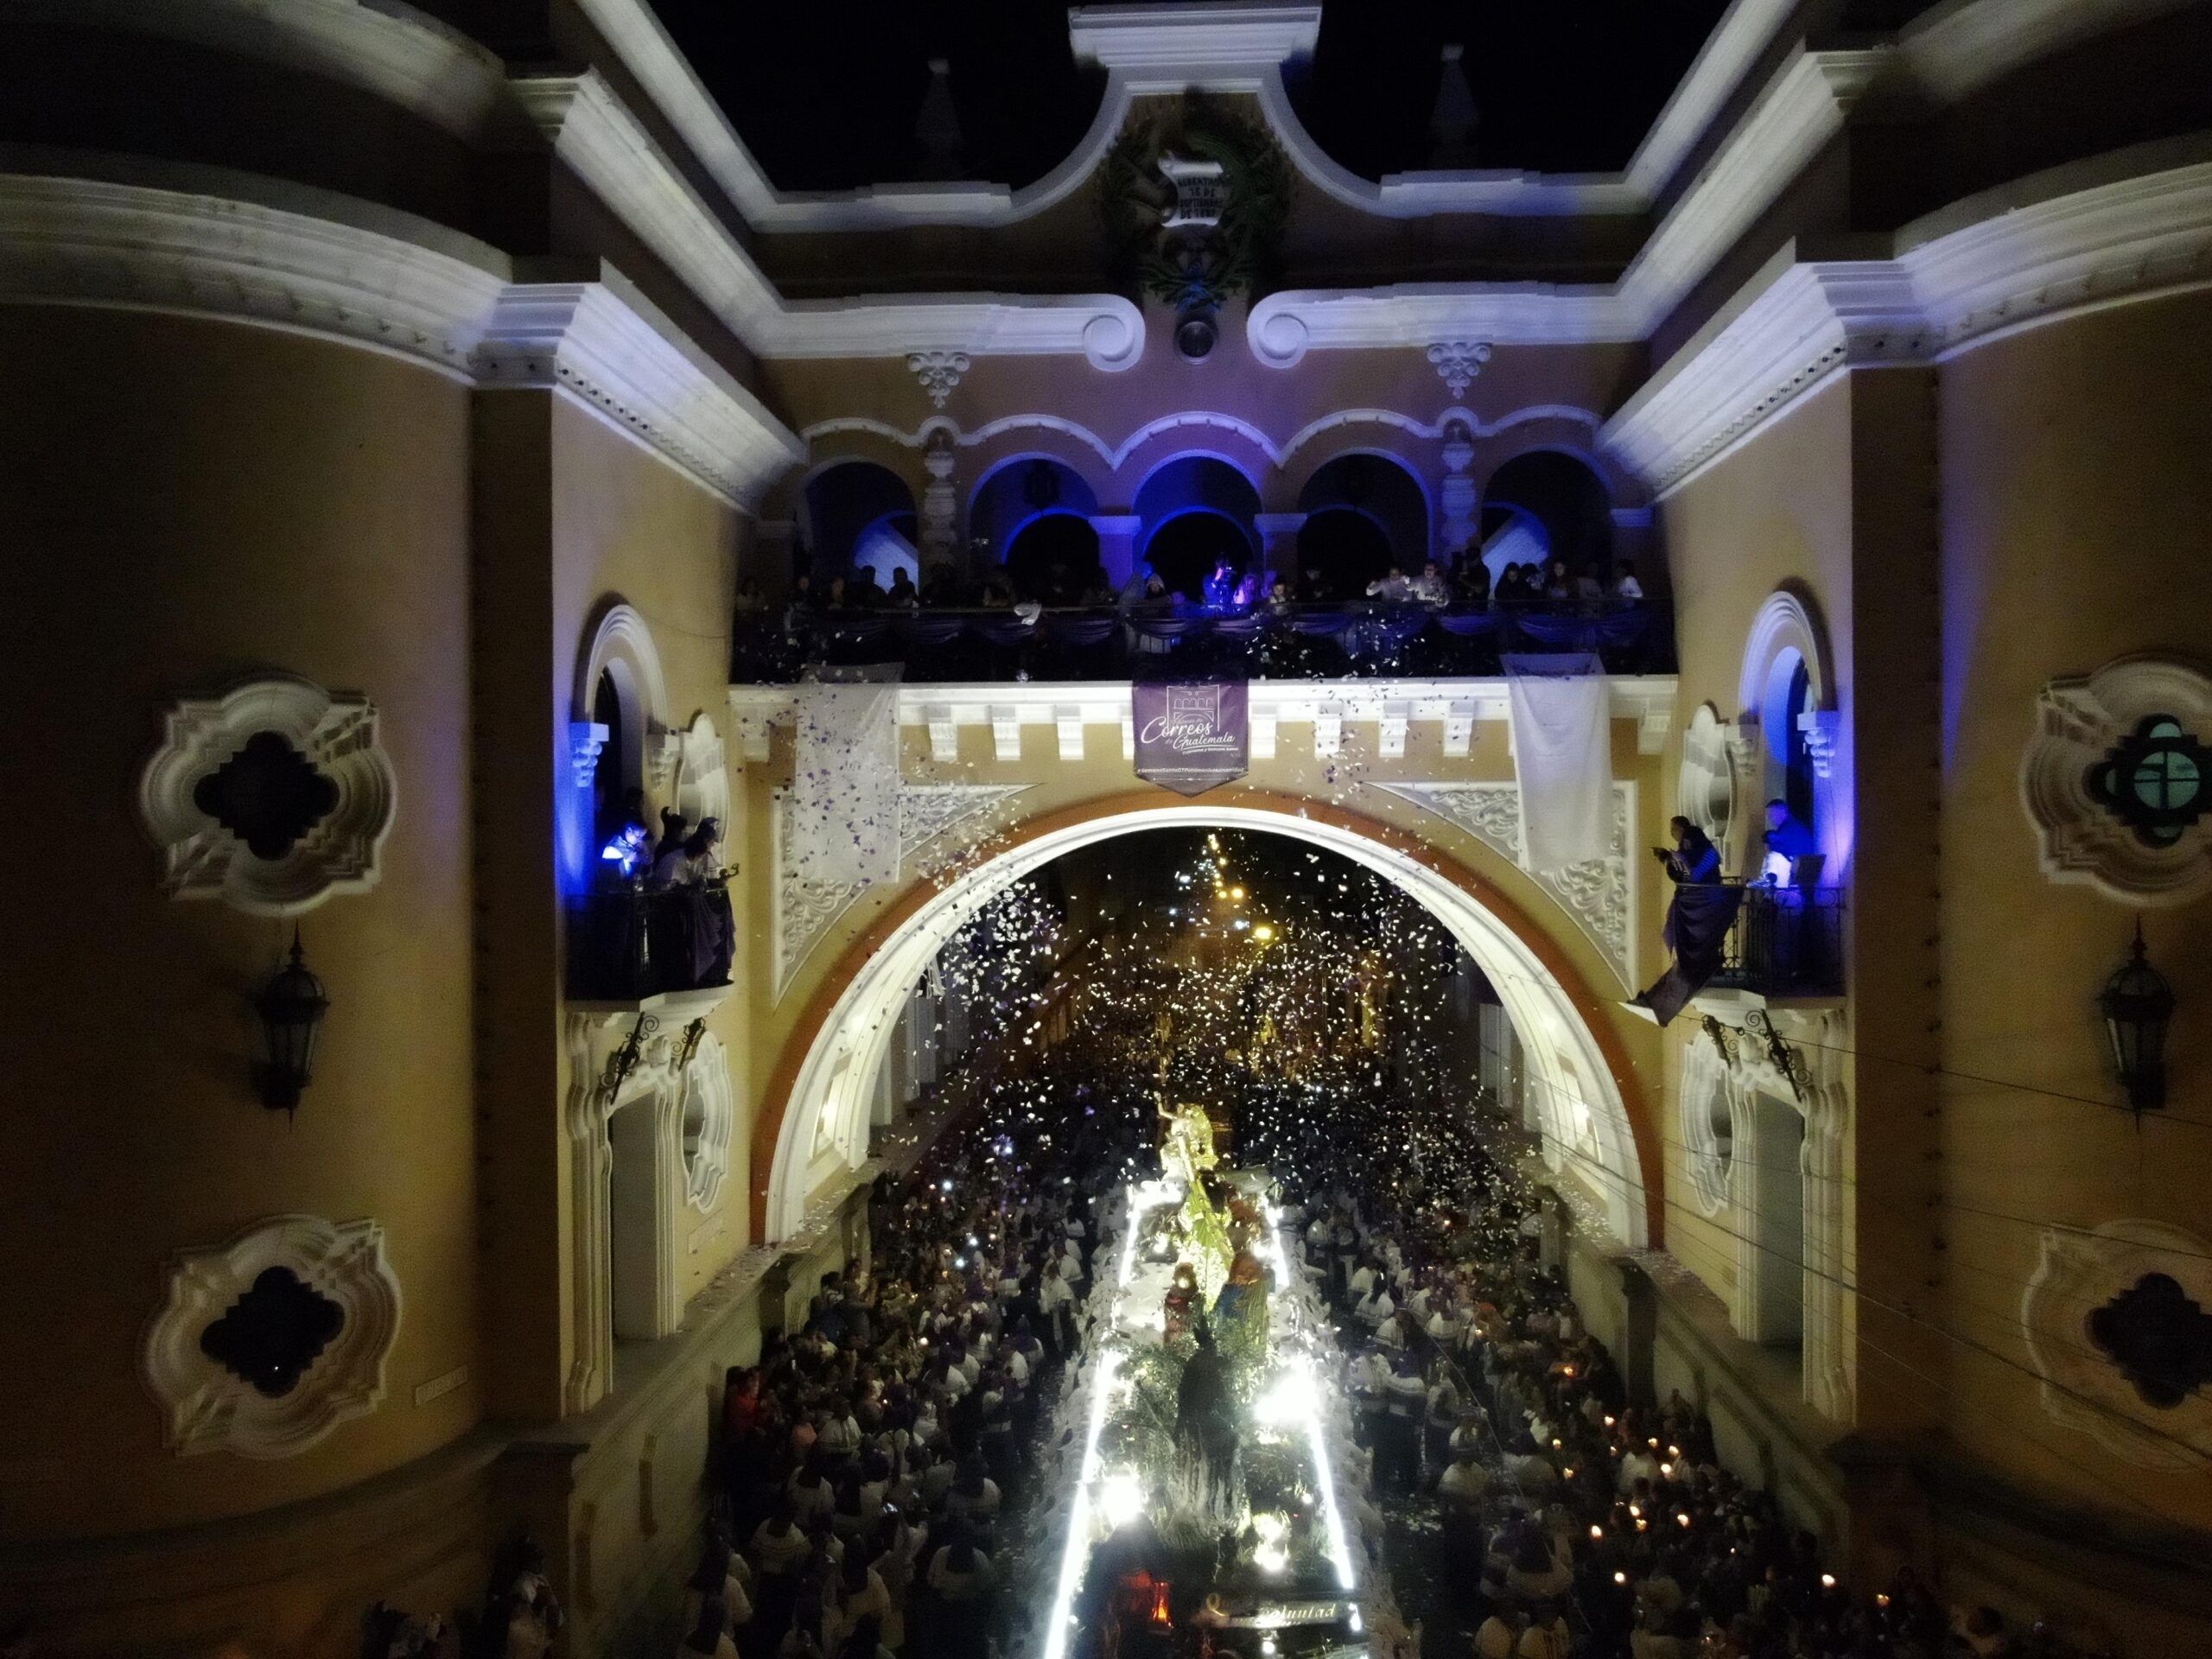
[775,783,1031,996]
[681,1030,736,1212]
[906,350,970,410]
[1426,340,1493,399]
[138,675,398,917]
[2021,657,2212,906]
[141,1215,402,1459]
[1679,1023,1739,1216]
[2022,1218,2212,1470]
[1377,782,1634,988]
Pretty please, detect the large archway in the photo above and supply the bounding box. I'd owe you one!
[755,791,1657,1250]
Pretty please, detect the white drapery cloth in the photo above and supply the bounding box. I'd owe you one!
[791,682,899,887]
[1503,652,1611,872]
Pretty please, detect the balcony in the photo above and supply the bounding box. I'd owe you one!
[1701,884,1846,1007]
[566,882,735,1010]
[733,598,1673,684]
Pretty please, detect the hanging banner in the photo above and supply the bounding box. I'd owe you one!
[1134,682,1249,797]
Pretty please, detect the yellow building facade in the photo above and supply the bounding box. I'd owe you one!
[1,1,2208,1653]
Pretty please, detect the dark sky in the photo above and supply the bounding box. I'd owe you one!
[648,1,1738,193]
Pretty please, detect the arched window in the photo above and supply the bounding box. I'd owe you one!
[1003,512,1103,601]
[1294,508,1393,600]
[1480,450,1615,590]
[591,668,632,852]
[1134,455,1260,598]
[1297,453,1430,585]
[1763,649,1816,832]
[804,461,918,582]
[971,456,1098,574]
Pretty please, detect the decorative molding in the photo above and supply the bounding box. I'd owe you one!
[773,783,1032,997]
[681,1031,735,1212]
[906,349,970,408]
[1378,781,1636,989]
[569,721,612,791]
[1739,589,1833,714]
[1425,340,1492,398]
[1605,160,2212,495]
[1679,1024,1739,1217]
[137,674,398,917]
[2022,1218,2212,1471]
[1677,702,1738,852]
[576,602,670,730]
[671,713,729,830]
[0,169,804,512]
[0,168,507,379]
[141,1214,402,1459]
[2021,657,2212,906]
[475,275,804,510]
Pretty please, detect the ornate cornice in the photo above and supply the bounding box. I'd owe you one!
[0,167,804,511]
[1604,157,2212,495]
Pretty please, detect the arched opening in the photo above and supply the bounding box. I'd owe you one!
[1144,511,1253,601]
[1134,455,1261,598]
[971,456,1099,575]
[1480,450,1615,589]
[1294,507,1394,600]
[1298,452,1430,581]
[1003,512,1104,601]
[804,461,918,582]
[755,793,1656,1251]
[589,667,633,854]
[1763,648,1816,833]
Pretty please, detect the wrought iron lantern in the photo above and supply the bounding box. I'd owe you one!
[2099,920,2174,1112]
[253,930,329,1114]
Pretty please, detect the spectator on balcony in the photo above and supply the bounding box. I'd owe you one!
[1542,558,1575,604]
[1760,799,1820,888]
[1630,817,1743,1024]
[1202,558,1238,609]
[1613,560,1644,602]
[1453,554,1491,609]
[1410,560,1452,607]
[978,573,1014,608]
[785,572,815,622]
[823,575,852,613]
[1365,565,1414,603]
[919,564,959,607]
[1078,569,1116,607]
[884,568,918,609]
[1494,563,1533,607]
[1116,561,1154,612]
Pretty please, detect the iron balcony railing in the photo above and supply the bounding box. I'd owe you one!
[568,881,735,1001]
[1707,883,1846,998]
[732,598,1674,683]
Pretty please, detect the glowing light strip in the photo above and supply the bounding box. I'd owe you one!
[1043,1182,1175,1659]
[1265,1204,1357,1594]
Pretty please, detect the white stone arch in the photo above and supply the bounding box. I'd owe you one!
[568,601,670,887]
[1737,588,1844,879]
[763,804,1649,1249]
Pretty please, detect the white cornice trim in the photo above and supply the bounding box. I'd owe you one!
[1603,157,2212,495]
[513,70,1145,370]
[0,167,804,510]
[1243,43,1885,362]
[0,167,508,378]
[1623,0,1799,198]
[477,271,804,508]
[1069,3,1319,71]
[730,676,1680,733]
[1894,0,2202,107]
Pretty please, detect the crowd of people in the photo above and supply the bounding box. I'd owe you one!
[1285,1140,2102,1659]
[674,1096,1143,1659]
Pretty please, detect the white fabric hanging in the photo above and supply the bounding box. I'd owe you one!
[791,682,899,887]
[1503,652,1610,872]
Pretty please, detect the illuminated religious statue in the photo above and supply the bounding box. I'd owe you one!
[1163,1260,1201,1343]
[1157,1098,1219,1188]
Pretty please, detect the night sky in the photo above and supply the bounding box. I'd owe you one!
[646,1,1746,193]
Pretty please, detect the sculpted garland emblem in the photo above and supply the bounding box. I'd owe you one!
[1134,683,1249,797]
